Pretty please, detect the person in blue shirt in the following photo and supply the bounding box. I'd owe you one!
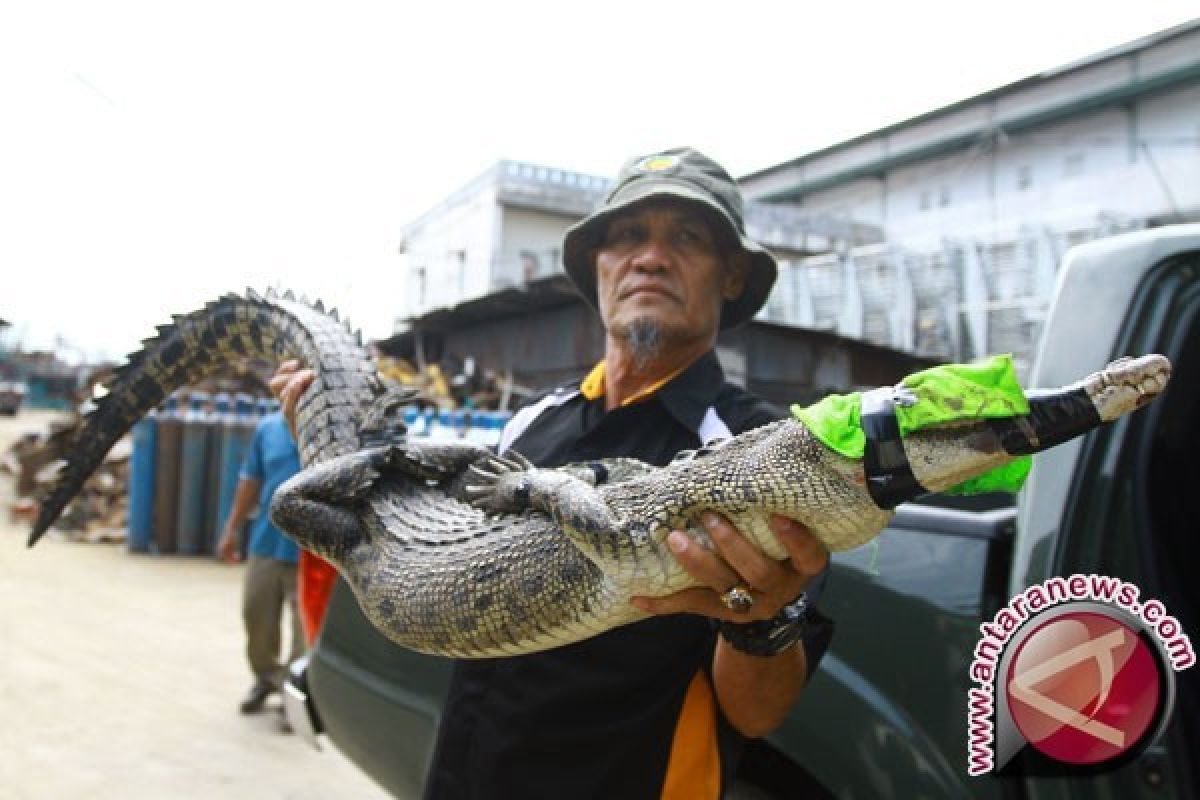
[218,411,305,714]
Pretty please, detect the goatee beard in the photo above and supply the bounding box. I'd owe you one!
[616,317,664,370]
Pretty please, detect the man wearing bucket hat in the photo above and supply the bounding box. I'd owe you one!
[561,147,778,336]
[427,148,833,799]
[272,147,834,799]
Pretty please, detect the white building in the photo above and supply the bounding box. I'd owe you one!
[397,162,611,321]
[396,160,876,324]
[742,20,1200,374]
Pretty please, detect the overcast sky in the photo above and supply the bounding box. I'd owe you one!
[2,1,1196,363]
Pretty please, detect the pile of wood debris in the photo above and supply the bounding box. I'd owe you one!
[2,415,130,544]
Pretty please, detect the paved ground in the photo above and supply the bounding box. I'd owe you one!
[0,410,390,799]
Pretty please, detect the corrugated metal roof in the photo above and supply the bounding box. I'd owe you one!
[742,18,1200,189]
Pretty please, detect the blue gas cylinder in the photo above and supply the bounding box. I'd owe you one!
[175,391,213,555]
[127,413,157,553]
[201,394,231,554]
[430,410,455,441]
[213,393,257,551]
[489,411,512,447]
[152,393,184,554]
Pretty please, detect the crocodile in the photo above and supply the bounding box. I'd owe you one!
[28,291,1171,658]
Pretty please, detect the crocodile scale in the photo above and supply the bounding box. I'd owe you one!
[28,291,1172,658]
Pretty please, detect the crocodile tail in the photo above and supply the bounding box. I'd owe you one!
[28,289,376,547]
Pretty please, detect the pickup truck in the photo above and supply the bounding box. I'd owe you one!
[285,224,1200,799]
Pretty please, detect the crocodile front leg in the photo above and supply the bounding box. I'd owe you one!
[269,450,381,561]
[465,457,638,571]
[271,438,493,562]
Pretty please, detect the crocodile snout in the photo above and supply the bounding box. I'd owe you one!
[1091,354,1171,421]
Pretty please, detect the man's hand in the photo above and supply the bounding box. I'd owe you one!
[217,527,242,564]
[631,513,829,622]
[268,359,316,439]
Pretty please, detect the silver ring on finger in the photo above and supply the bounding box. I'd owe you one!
[720,584,755,614]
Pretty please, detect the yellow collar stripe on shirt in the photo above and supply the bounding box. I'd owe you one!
[580,361,607,400]
[579,361,685,407]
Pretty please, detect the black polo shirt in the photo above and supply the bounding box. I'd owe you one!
[424,351,783,800]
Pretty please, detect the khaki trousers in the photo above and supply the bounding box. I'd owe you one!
[243,555,304,689]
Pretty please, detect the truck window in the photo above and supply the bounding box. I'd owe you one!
[1144,277,1200,761]
[1052,255,1199,794]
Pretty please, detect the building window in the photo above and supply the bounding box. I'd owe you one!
[1017,165,1033,190]
[520,250,540,282]
[919,190,932,211]
[938,187,951,207]
[1064,152,1086,177]
[414,266,427,307]
[452,249,467,296]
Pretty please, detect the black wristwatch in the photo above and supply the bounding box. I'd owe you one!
[719,569,834,664]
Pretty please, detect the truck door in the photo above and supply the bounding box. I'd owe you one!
[1043,251,1199,799]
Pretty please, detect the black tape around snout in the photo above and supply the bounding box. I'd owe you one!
[861,388,929,510]
[987,387,1101,456]
[587,462,610,486]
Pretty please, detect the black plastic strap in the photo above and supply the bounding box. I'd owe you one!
[988,387,1101,456]
[587,462,610,485]
[860,387,928,510]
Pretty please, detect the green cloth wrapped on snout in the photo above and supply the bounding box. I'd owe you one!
[790,355,1033,496]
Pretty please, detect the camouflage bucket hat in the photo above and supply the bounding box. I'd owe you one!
[562,147,778,329]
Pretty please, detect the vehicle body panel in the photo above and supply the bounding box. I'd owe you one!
[308,583,451,799]
[771,506,1016,799]
[291,226,1200,799]
[1014,223,1200,593]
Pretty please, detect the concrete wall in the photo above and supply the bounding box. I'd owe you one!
[402,201,592,320]
[495,207,576,286]
[397,161,610,323]
[400,183,500,319]
[776,81,1200,252]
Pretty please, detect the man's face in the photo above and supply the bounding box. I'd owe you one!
[594,201,748,352]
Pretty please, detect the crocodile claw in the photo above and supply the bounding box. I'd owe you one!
[486,456,526,474]
[468,465,499,481]
[465,455,535,513]
[508,451,535,470]
[464,484,494,509]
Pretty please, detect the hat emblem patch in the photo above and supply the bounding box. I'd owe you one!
[634,154,680,173]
